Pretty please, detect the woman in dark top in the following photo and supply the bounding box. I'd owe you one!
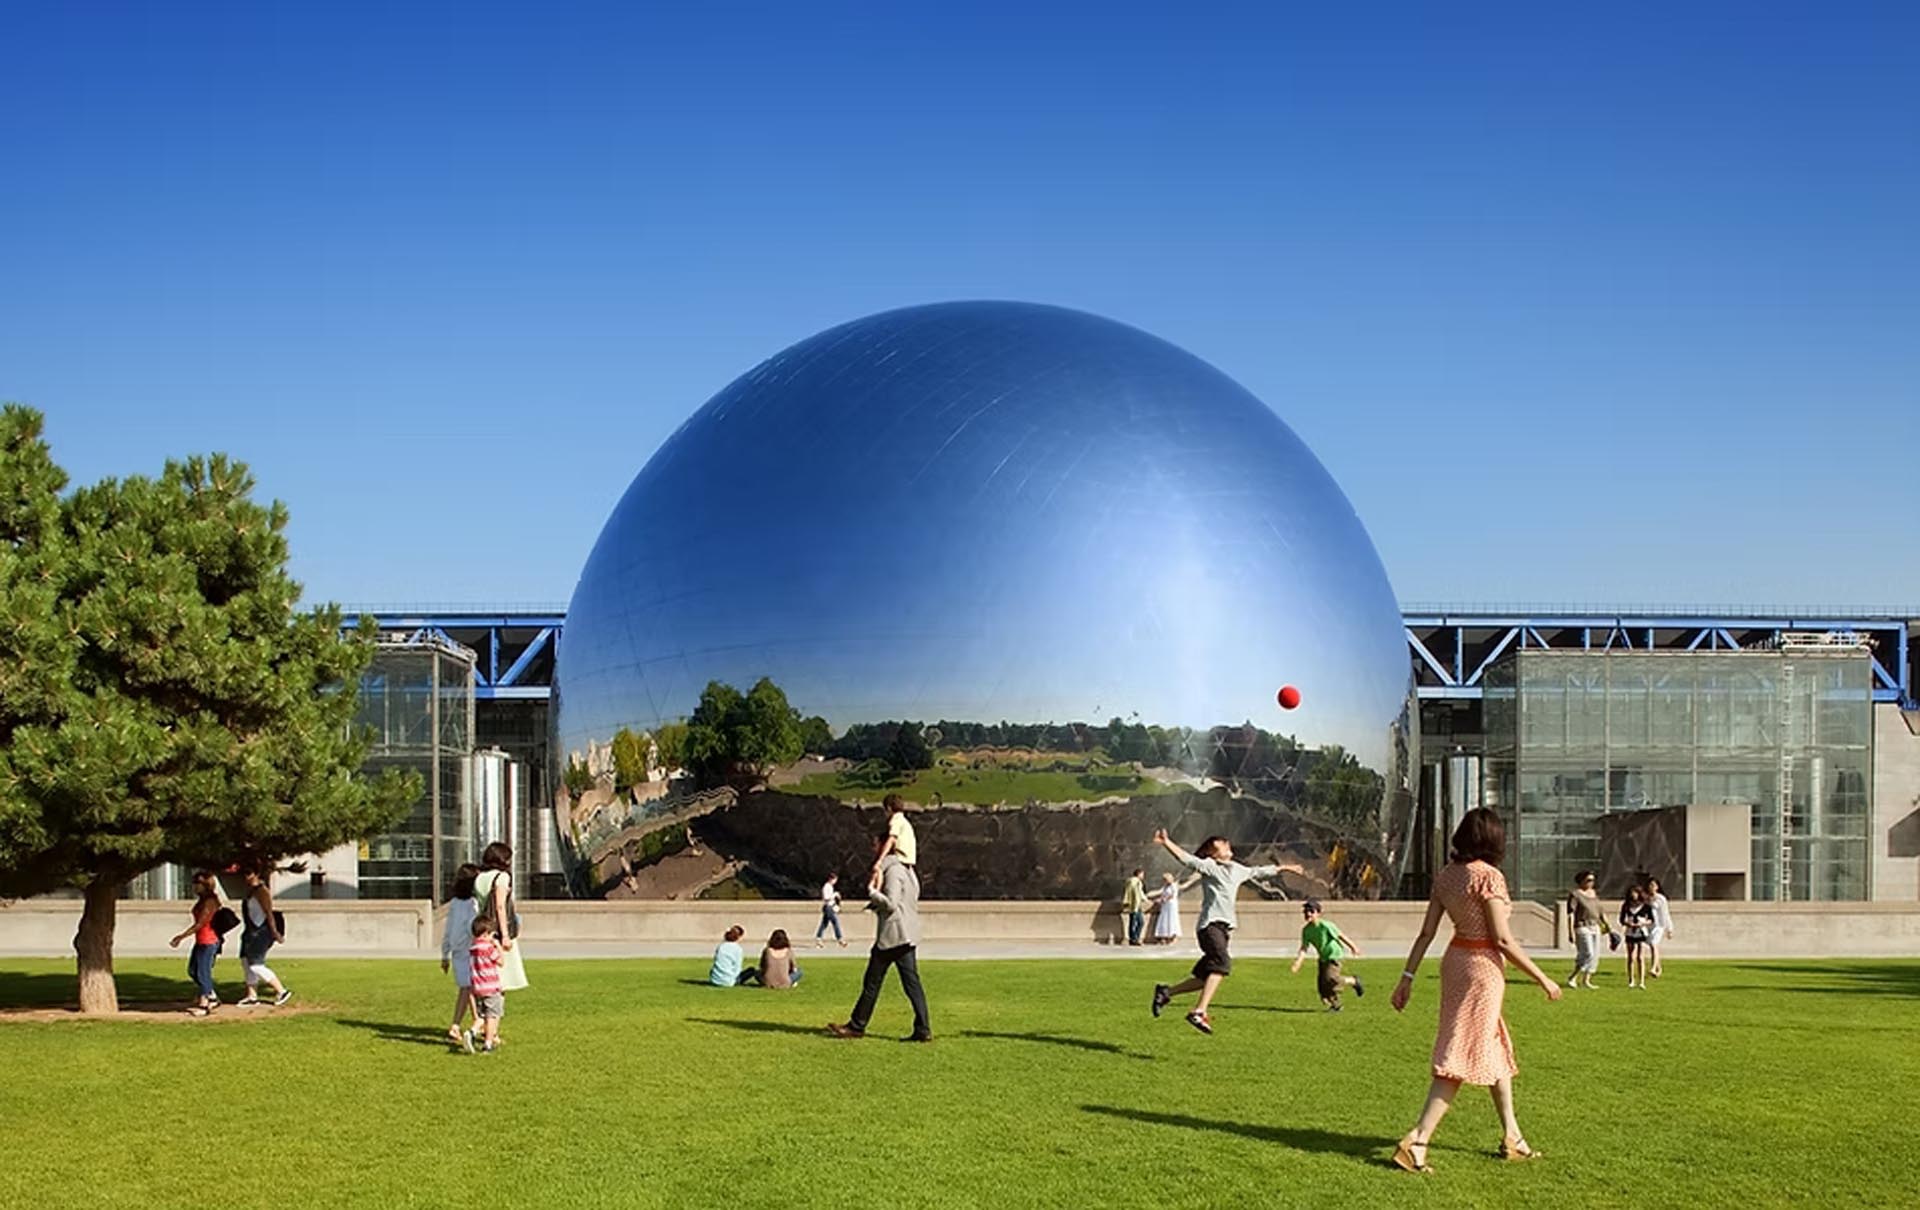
[1619,885,1655,990]
[168,870,223,1016]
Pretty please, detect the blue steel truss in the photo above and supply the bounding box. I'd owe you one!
[360,608,1916,709]
[360,611,564,701]
[1404,612,1914,708]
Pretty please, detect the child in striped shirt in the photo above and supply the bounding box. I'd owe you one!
[465,916,504,1054]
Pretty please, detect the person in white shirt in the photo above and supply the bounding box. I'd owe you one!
[440,862,481,1045]
[1646,876,1676,978]
[815,872,847,948]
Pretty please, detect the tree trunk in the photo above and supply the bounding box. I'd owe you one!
[74,878,119,1014]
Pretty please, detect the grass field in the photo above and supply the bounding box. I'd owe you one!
[781,762,1161,804]
[2,956,1915,1208]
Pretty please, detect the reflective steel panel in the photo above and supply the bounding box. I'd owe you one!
[555,301,1415,900]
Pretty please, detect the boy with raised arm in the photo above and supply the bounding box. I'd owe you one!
[1147,828,1283,1035]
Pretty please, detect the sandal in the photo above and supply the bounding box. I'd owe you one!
[1499,1136,1539,1161]
[1392,1134,1433,1173]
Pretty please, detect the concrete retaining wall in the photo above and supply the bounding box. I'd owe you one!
[0,899,433,958]
[6,897,1918,959]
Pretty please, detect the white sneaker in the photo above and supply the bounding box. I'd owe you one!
[460,1029,477,1054]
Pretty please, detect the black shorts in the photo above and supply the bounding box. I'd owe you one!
[1192,921,1233,979]
[1316,959,1343,1000]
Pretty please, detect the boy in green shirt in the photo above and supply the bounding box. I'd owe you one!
[1291,899,1364,1011]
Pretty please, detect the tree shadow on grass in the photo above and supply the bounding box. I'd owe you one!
[0,970,190,1011]
[686,1017,826,1037]
[334,1018,461,1048]
[1726,963,1920,999]
[958,1029,1153,1061]
[1082,1105,1387,1165]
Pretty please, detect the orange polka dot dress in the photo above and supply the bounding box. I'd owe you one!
[1429,860,1517,1085]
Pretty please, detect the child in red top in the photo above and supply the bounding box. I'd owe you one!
[465,916,504,1054]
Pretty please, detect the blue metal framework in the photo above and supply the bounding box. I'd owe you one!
[361,611,564,701]
[361,608,1917,709]
[1404,611,1915,708]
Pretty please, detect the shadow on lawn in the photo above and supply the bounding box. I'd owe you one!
[0,970,189,1010]
[334,1018,461,1048]
[1726,963,1920,1000]
[686,1017,825,1037]
[1213,1004,1317,1015]
[1082,1106,1384,1164]
[959,1030,1153,1061]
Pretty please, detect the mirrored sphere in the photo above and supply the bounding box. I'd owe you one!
[556,301,1415,900]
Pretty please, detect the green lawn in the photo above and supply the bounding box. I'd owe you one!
[781,762,1162,804]
[1,956,1914,1208]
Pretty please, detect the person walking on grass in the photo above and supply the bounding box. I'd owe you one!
[828,835,931,1042]
[236,865,291,1007]
[1620,885,1655,989]
[1122,868,1148,946]
[1564,870,1608,990]
[1646,876,1675,978]
[441,862,482,1044]
[473,842,529,994]
[1147,829,1285,1035]
[1390,808,1562,1173]
[169,870,225,1016]
[1291,899,1364,1011]
[816,872,847,948]
[463,915,504,1054]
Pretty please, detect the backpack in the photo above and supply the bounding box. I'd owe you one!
[479,870,520,940]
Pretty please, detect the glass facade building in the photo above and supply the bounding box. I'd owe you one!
[1483,645,1874,902]
[354,638,477,900]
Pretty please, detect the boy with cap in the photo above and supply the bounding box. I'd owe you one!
[1291,898,1364,1011]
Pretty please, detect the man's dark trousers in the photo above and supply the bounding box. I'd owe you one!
[849,943,930,1037]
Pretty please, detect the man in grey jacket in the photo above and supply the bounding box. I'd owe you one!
[828,841,932,1041]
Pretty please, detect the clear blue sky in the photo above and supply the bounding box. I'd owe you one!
[3,2,1916,611]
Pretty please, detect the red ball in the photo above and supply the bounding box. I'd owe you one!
[1277,684,1302,710]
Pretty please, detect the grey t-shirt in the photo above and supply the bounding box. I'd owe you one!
[1179,854,1280,931]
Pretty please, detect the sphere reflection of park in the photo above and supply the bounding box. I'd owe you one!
[554,301,1415,901]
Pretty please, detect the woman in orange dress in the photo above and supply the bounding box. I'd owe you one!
[1390,808,1562,1172]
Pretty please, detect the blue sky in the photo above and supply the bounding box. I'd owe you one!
[3,2,1916,611]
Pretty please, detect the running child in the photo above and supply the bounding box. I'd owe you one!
[1291,898,1364,1011]
[465,915,504,1054]
[1147,829,1285,1035]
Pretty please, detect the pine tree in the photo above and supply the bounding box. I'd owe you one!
[0,405,416,1012]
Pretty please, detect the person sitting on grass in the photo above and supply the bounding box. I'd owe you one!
[1291,898,1364,1011]
[464,914,505,1054]
[1148,829,1285,1035]
[709,924,748,987]
[744,929,802,989]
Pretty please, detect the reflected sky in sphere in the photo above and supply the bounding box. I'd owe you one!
[558,301,1409,773]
